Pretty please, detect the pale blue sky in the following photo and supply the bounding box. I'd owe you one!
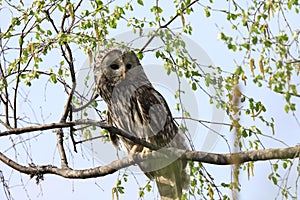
[0,1,300,200]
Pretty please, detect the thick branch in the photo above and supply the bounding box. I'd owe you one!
[184,145,300,164]
[0,119,159,150]
[0,114,299,176]
[0,146,299,179]
[0,150,138,179]
[1,120,299,169]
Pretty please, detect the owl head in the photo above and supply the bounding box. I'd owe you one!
[94,48,149,102]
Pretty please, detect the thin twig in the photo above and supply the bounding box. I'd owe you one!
[160,0,199,28]
[75,135,108,145]
[139,0,199,52]
[72,94,99,112]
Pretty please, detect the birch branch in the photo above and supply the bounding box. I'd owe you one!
[0,146,299,179]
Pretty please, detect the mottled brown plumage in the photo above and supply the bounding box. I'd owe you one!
[94,48,189,199]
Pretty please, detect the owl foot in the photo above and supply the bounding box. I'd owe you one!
[141,147,151,159]
[129,144,144,156]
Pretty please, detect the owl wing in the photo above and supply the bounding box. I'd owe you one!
[134,85,189,200]
[106,110,119,146]
[134,84,177,147]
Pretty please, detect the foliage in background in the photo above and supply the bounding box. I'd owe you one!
[0,0,299,199]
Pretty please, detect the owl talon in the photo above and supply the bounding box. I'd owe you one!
[141,148,151,159]
[129,145,139,156]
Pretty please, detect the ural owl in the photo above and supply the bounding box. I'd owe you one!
[94,48,189,200]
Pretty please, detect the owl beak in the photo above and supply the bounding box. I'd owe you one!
[122,71,126,78]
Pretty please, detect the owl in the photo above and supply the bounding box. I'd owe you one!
[94,48,189,200]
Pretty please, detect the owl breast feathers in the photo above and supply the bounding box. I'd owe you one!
[94,48,189,200]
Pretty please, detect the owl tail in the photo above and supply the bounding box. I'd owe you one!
[154,160,189,200]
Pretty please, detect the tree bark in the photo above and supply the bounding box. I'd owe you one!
[0,119,299,179]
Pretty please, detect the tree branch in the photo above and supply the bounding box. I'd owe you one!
[56,128,69,168]
[160,0,199,28]
[139,0,199,52]
[0,119,299,179]
[1,119,299,168]
[0,146,299,179]
[184,146,300,164]
[0,150,138,179]
[0,119,159,150]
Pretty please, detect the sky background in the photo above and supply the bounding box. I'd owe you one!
[1,1,300,200]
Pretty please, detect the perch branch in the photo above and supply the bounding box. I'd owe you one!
[0,146,299,179]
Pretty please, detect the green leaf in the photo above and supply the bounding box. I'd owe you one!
[83,129,91,138]
[204,6,211,17]
[290,103,296,111]
[252,36,258,45]
[205,73,211,86]
[137,0,144,6]
[47,30,52,35]
[24,80,31,86]
[228,43,237,51]
[145,183,151,192]
[192,82,197,91]
[263,39,272,48]
[20,73,27,79]
[242,129,248,137]
[136,51,144,59]
[271,176,278,185]
[283,162,288,169]
[12,17,21,26]
[273,163,278,171]
[139,190,144,197]
[241,43,250,50]
[284,104,289,113]
[50,74,57,83]
[19,37,23,45]
[191,178,197,187]
[93,101,98,107]
[184,111,190,117]
[117,186,124,194]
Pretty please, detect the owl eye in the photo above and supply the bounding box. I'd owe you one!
[126,64,132,70]
[109,64,120,70]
